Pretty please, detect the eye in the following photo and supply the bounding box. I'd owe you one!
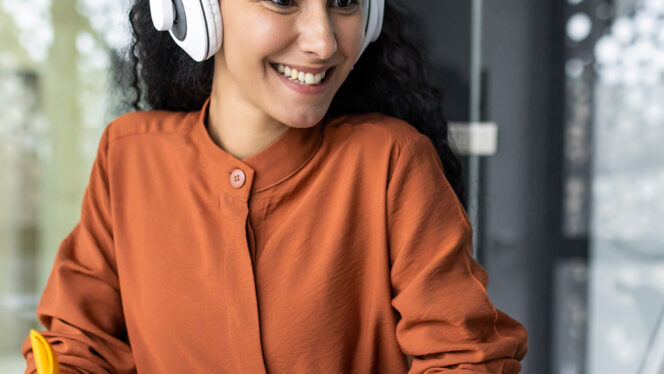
[330,0,360,8]
[264,0,360,9]
[265,0,294,8]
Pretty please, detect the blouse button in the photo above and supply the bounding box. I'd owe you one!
[230,168,246,188]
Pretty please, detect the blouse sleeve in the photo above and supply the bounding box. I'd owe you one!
[21,124,136,373]
[386,133,528,374]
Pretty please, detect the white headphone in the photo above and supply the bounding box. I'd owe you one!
[149,0,385,63]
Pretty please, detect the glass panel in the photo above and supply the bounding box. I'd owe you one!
[586,0,664,372]
[555,0,664,372]
[0,0,131,371]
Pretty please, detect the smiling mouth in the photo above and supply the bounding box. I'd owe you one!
[268,62,335,85]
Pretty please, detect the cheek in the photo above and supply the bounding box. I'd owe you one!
[252,12,292,46]
[335,15,366,55]
[225,10,291,61]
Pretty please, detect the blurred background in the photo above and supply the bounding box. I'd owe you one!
[1,0,663,373]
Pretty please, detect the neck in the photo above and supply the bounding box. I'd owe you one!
[207,75,290,161]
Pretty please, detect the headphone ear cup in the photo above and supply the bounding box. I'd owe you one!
[354,0,384,64]
[150,0,175,31]
[201,0,223,58]
[151,0,223,61]
[366,0,384,42]
[371,0,384,41]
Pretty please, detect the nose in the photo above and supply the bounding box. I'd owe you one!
[296,5,338,61]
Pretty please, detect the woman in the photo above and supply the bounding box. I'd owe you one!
[22,0,528,373]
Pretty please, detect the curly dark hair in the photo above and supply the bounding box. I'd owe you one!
[121,0,465,203]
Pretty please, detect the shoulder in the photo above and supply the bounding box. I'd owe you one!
[324,112,430,152]
[321,112,441,184]
[104,109,195,143]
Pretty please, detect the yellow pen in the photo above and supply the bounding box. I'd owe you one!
[29,329,60,374]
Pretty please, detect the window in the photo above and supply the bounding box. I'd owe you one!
[0,0,131,371]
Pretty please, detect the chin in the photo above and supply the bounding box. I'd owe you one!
[283,117,324,129]
[277,108,329,129]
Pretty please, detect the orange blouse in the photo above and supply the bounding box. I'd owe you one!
[22,96,528,373]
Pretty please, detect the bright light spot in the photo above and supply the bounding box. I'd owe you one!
[76,32,96,55]
[612,17,635,44]
[632,38,657,64]
[635,12,658,36]
[566,58,585,78]
[595,37,620,65]
[594,8,664,86]
[567,13,593,42]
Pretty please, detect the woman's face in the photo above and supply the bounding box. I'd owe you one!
[214,0,365,128]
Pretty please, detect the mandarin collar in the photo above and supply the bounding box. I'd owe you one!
[192,95,325,200]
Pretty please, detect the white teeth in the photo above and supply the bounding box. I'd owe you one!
[274,63,327,86]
